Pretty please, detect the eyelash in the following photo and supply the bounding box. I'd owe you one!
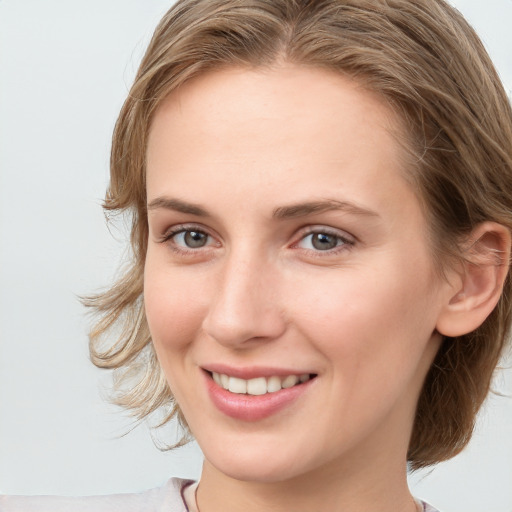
[160,224,217,255]
[293,227,355,256]
[159,224,355,257]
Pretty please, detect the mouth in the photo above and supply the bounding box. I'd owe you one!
[201,364,318,421]
[208,371,315,396]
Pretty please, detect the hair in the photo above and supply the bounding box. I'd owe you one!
[85,0,512,469]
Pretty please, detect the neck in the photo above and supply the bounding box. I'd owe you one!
[196,450,417,512]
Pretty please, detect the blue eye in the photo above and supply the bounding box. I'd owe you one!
[298,232,349,251]
[172,229,211,248]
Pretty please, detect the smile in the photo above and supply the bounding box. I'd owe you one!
[211,372,313,395]
[205,370,317,421]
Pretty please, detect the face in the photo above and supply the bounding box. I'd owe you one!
[144,65,450,483]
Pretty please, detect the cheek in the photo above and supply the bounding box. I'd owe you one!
[288,254,439,379]
[288,260,440,440]
[144,256,207,355]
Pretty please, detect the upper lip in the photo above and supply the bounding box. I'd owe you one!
[202,364,316,380]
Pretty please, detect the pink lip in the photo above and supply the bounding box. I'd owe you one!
[203,370,315,422]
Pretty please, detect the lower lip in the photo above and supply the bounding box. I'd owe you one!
[204,372,315,421]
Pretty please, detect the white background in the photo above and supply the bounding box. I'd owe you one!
[0,1,511,511]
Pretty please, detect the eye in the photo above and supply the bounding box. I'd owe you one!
[163,227,215,250]
[176,230,209,248]
[296,229,354,252]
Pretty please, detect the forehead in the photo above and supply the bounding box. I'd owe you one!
[147,64,403,167]
[146,64,415,223]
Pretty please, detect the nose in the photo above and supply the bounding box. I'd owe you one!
[202,250,287,348]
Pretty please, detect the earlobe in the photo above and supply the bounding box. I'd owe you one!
[436,222,511,337]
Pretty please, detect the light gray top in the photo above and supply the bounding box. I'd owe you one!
[421,501,441,512]
[0,478,190,512]
[0,477,440,512]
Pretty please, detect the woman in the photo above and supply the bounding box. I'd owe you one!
[2,0,511,510]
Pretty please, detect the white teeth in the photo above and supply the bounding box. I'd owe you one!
[267,375,282,393]
[281,375,299,388]
[228,376,247,394]
[247,377,267,395]
[211,372,312,395]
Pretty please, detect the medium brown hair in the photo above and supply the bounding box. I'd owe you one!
[86,0,512,469]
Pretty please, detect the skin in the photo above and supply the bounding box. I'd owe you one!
[144,65,458,512]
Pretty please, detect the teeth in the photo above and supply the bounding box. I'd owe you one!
[211,372,312,395]
[212,372,222,386]
[247,377,267,395]
[267,375,282,393]
[281,375,299,388]
[228,376,247,394]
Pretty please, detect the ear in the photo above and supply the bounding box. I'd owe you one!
[436,222,511,337]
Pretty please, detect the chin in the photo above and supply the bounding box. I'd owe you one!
[200,435,325,484]
[215,459,307,483]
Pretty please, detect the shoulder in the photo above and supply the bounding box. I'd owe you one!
[0,477,192,512]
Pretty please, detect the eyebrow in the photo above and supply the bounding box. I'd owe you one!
[272,199,380,220]
[147,196,380,220]
[147,197,210,216]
